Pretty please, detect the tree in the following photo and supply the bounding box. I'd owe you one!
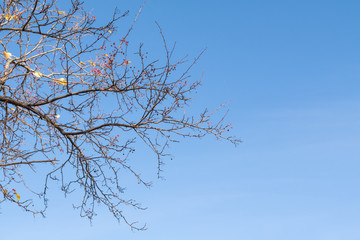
[0,0,238,230]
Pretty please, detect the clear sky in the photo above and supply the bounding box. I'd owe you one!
[1,0,360,239]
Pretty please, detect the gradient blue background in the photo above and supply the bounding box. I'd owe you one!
[1,0,360,239]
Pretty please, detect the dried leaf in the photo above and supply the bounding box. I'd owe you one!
[33,71,43,78]
[3,51,12,59]
[2,189,7,196]
[55,78,67,85]
[13,15,19,23]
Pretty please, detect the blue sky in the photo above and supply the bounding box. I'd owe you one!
[1,0,360,239]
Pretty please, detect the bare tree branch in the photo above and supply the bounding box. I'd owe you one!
[0,0,239,230]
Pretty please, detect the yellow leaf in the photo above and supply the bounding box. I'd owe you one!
[58,11,65,14]
[3,51,12,59]
[79,61,86,65]
[4,14,11,21]
[108,30,112,33]
[9,108,15,111]
[55,78,67,85]
[2,189,7,196]
[88,60,95,66]
[33,71,43,78]
[15,192,20,202]
[4,14,18,22]
[55,114,60,119]
[104,54,109,57]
